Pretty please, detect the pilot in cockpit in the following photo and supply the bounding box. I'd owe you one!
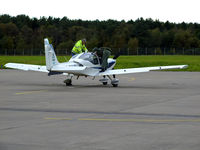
[93,47,111,72]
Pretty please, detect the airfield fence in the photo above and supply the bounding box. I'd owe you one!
[0,48,200,56]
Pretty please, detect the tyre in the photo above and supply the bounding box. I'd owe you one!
[103,82,107,85]
[65,79,72,86]
[112,84,118,87]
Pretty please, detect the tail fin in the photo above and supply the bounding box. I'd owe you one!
[44,38,59,70]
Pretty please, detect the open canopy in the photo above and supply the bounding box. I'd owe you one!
[73,53,100,65]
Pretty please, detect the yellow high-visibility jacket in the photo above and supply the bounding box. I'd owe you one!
[72,40,88,54]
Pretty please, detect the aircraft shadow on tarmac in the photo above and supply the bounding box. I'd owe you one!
[0,107,200,119]
[10,81,184,90]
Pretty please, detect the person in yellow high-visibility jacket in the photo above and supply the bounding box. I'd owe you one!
[71,39,88,56]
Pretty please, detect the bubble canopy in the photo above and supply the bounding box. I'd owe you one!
[73,53,100,65]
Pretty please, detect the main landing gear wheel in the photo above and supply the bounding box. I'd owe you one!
[99,76,109,86]
[64,79,72,86]
[100,75,119,87]
[112,84,118,87]
[111,78,119,87]
[103,82,108,85]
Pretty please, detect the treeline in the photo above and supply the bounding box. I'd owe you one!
[0,14,200,55]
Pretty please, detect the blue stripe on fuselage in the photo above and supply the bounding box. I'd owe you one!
[108,61,115,68]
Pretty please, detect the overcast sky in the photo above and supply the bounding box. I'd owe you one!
[0,0,200,23]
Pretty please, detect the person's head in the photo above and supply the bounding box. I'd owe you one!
[82,38,86,45]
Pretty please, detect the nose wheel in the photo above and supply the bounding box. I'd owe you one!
[111,78,119,87]
[110,75,119,87]
[99,75,119,87]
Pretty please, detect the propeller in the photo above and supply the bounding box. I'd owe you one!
[113,52,121,59]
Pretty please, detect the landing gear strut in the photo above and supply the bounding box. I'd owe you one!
[110,74,119,87]
[99,75,119,87]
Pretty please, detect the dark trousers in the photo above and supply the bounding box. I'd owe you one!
[101,50,111,70]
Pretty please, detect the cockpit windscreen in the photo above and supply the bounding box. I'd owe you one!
[79,53,99,65]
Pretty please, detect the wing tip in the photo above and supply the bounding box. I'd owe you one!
[4,63,11,68]
[182,65,188,69]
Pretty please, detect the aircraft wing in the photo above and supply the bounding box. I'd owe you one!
[5,63,86,75]
[5,63,48,73]
[99,65,188,76]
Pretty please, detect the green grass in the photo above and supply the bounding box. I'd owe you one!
[114,55,200,71]
[0,55,200,71]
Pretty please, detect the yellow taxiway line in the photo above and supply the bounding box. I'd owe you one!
[130,77,136,81]
[44,117,72,120]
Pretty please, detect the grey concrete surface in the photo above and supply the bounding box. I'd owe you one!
[0,69,200,150]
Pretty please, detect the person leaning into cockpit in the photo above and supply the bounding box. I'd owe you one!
[71,39,88,56]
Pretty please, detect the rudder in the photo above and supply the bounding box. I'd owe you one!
[44,38,59,70]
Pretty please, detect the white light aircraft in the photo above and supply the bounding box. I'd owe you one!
[5,38,188,87]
